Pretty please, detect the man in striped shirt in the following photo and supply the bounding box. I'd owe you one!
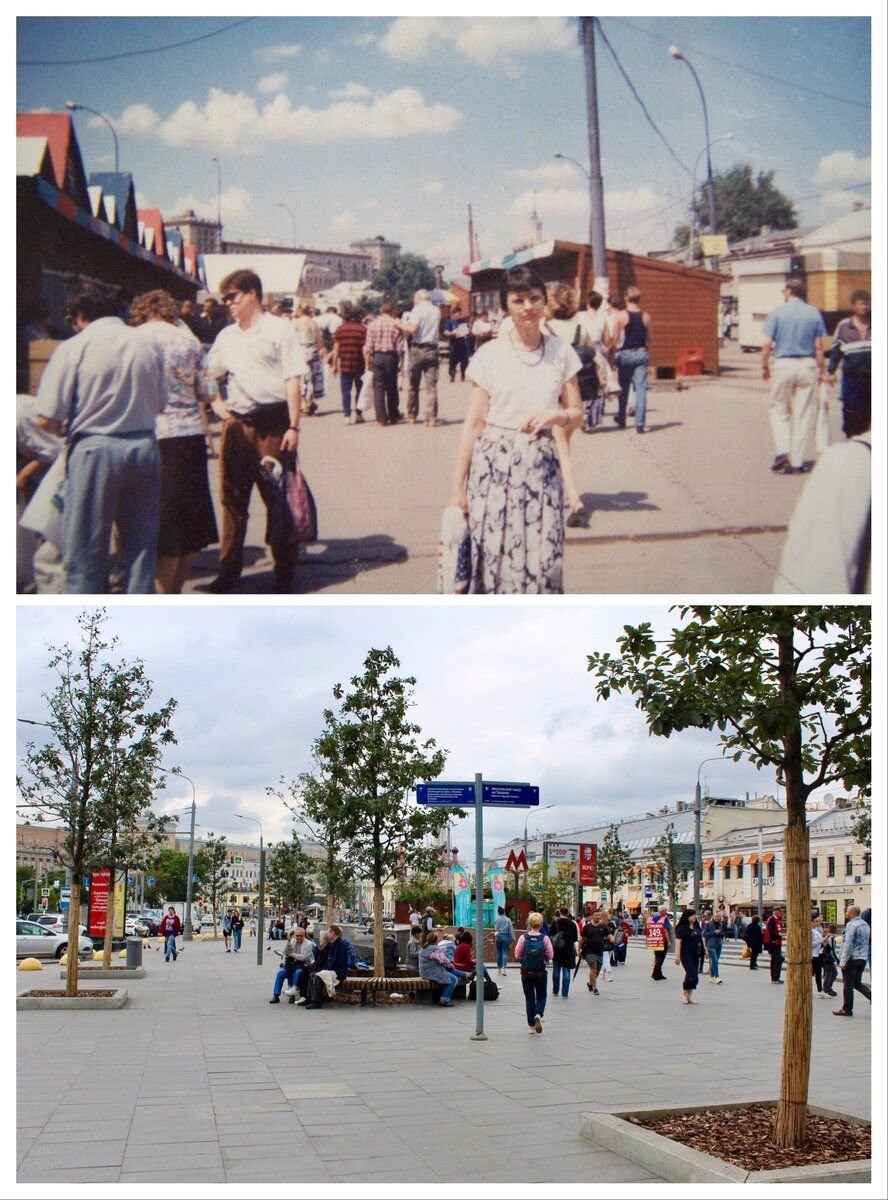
[364,303,404,425]
[331,307,368,425]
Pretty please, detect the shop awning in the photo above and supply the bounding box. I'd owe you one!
[730,855,743,866]
[761,852,775,864]
[718,856,731,867]
[703,858,714,869]
[747,853,759,866]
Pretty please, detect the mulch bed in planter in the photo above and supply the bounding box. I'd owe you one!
[633,1105,870,1172]
[20,990,120,998]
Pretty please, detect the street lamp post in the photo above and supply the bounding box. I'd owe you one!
[694,756,727,911]
[689,134,734,263]
[212,156,222,248]
[277,203,297,249]
[523,805,555,905]
[669,46,717,239]
[158,768,197,941]
[65,102,119,174]
[235,814,265,965]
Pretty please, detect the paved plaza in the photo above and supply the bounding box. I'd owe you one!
[16,936,871,1184]
[180,345,844,596]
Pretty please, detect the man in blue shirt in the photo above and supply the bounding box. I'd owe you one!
[761,278,827,475]
[834,905,871,1017]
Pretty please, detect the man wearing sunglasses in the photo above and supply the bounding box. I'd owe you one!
[206,269,307,592]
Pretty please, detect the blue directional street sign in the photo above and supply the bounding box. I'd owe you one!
[192,874,200,883]
[127,876,135,885]
[416,781,539,808]
[147,876,156,887]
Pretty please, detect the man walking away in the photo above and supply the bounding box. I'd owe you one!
[364,303,403,425]
[398,289,441,426]
[834,906,871,1017]
[493,906,514,977]
[37,285,168,593]
[206,269,306,594]
[550,907,579,997]
[158,907,183,962]
[761,277,827,475]
[443,307,471,382]
[764,907,784,983]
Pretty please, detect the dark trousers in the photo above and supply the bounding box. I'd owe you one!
[448,340,469,381]
[841,959,871,1013]
[520,971,547,1027]
[339,371,362,417]
[218,407,297,584]
[371,351,400,423]
[812,955,823,992]
[768,945,784,981]
[749,950,760,970]
[822,956,838,993]
[651,949,667,979]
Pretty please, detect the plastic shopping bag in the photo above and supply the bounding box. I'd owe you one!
[436,506,471,594]
[357,371,374,413]
[260,453,318,547]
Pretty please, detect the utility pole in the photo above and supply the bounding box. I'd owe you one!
[580,17,608,294]
[467,204,478,263]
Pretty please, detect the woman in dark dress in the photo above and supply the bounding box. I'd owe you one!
[674,909,704,1005]
[743,914,765,970]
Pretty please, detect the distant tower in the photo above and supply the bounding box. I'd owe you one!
[530,192,543,244]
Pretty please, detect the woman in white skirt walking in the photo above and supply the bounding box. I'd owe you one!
[449,266,582,594]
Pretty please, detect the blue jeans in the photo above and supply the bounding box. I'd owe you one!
[707,939,722,978]
[495,936,511,970]
[164,934,177,961]
[340,371,362,417]
[64,432,160,593]
[439,970,463,1001]
[233,928,242,951]
[273,965,303,996]
[521,971,548,1027]
[552,964,572,996]
[616,348,649,429]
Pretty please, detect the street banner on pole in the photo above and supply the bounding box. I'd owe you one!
[452,864,471,926]
[88,869,111,938]
[578,843,597,886]
[487,867,506,911]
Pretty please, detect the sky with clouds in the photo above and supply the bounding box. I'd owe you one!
[16,604,840,862]
[17,13,875,277]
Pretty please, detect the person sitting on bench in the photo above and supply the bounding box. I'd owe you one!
[269,927,314,1004]
[304,925,350,1009]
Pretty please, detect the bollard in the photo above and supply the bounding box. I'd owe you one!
[125,937,143,968]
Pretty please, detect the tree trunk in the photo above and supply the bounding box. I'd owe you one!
[326,891,335,929]
[373,884,384,975]
[65,883,82,996]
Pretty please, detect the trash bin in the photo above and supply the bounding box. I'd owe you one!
[677,346,705,376]
[125,937,143,968]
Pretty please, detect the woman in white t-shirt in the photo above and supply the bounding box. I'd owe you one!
[449,266,582,594]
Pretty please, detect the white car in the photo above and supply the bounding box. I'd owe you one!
[33,916,89,938]
[16,919,93,961]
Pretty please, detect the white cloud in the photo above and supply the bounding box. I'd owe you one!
[362,199,379,210]
[815,150,871,185]
[819,189,866,211]
[112,88,461,153]
[257,73,288,95]
[166,185,252,223]
[421,180,444,195]
[380,17,574,68]
[511,162,578,183]
[332,209,357,230]
[510,187,587,217]
[329,82,371,101]
[604,187,661,214]
[256,43,301,63]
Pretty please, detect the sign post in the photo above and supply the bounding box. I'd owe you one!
[417,776,538,1042]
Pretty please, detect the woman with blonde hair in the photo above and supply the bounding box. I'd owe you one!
[129,289,217,593]
[291,303,323,414]
[545,283,593,525]
[513,911,554,1034]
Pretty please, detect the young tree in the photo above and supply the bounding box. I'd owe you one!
[195,832,228,938]
[673,163,798,249]
[312,646,453,972]
[595,824,634,907]
[265,832,315,914]
[370,253,437,312]
[588,606,870,1148]
[650,822,693,911]
[17,610,177,996]
[527,861,574,919]
[144,848,190,906]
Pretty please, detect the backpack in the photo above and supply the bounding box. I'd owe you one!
[521,933,547,974]
[469,978,500,1002]
[552,929,567,953]
[572,325,599,401]
[343,938,356,969]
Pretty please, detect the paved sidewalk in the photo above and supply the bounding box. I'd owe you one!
[16,937,870,1184]
[179,346,843,595]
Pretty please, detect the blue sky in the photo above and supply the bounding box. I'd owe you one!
[17,14,876,277]
[17,605,834,860]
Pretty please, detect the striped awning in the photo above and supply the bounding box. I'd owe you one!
[762,851,775,864]
[747,853,759,866]
[464,240,557,277]
[703,858,714,869]
[718,856,731,867]
[730,856,744,866]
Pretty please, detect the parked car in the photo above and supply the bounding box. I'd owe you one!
[16,919,93,961]
[134,916,159,936]
[34,917,89,937]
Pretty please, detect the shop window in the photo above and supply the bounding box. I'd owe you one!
[724,863,731,880]
[827,856,835,878]
[864,854,871,875]
[811,858,818,878]
[845,855,853,876]
[708,864,715,882]
[736,862,743,879]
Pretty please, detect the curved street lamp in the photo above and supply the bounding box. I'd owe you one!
[669,46,717,237]
[689,133,734,262]
[157,768,197,941]
[65,102,119,173]
[276,202,297,249]
[694,755,728,910]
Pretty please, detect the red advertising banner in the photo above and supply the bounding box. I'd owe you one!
[88,868,111,938]
[578,843,597,886]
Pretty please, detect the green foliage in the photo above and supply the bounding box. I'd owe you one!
[595,824,634,902]
[673,163,798,248]
[195,832,228,930]
[145,848,190,905]
[527,861,574,919]
[370,253,437,311]
[649,822,693,908]
[851,799,871,850]
[265,832,315,912]
[394,873,449,914]
[17,864,66,914]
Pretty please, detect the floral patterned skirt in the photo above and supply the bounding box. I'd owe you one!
[466,425,564,594]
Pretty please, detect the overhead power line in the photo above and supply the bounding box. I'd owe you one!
[18,17,257,66]
[594,19,692,178]
[605,17,870,111]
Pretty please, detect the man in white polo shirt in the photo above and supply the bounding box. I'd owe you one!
[206,269,306,593]
[761,277,828,475]
[398,289,442,426]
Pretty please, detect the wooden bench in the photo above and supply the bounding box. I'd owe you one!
[330,972,439,1007]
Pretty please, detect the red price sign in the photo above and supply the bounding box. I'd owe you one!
[578,844,597,886]
[88,869,111,938]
